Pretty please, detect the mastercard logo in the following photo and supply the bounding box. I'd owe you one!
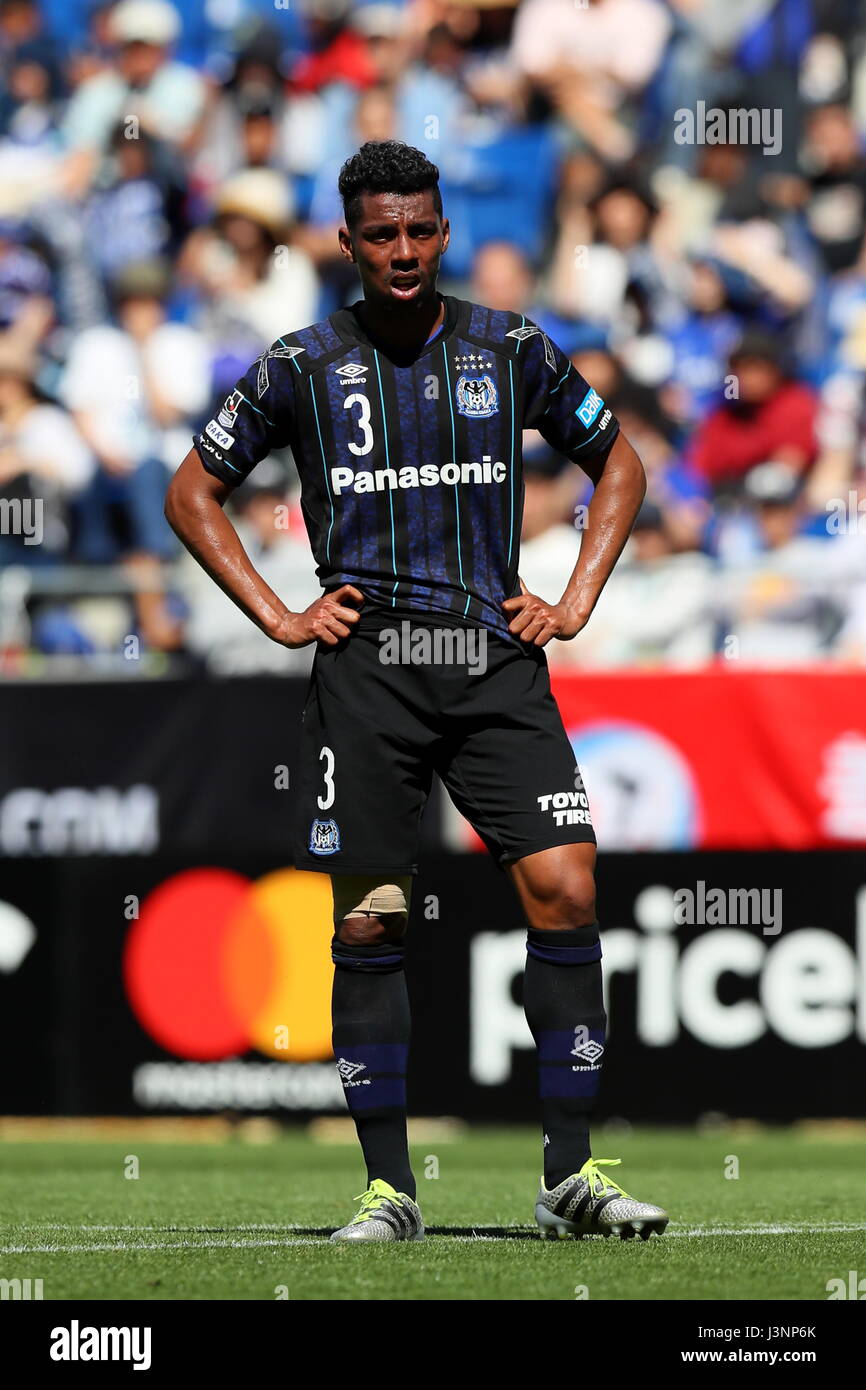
[123,868,334,1062]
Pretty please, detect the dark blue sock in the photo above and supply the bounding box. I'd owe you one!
[331,937,415,1199]
[523,923,606,1188]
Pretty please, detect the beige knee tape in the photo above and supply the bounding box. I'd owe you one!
[332,875,411,925]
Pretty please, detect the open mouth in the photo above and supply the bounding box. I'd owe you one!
[390,276,421,300]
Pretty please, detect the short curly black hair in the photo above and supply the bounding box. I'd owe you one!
[338,141,442,229]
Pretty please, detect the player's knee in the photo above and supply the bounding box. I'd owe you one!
[336,913,405,947]
[526,871,596,931]
[332,875,411,947]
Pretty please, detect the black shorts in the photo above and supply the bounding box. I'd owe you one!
[291,621,596,876]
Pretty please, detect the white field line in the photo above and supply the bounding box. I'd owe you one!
[0,1238,324,1253]
[9,1219,866,1232]
[1,1221,865,1253]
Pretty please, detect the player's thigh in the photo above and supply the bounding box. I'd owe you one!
[292,633,435,876]
[437,642,596,869]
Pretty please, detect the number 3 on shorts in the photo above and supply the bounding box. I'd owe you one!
[317,746,335,809]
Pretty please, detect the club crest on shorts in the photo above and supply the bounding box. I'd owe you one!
[455,373,499,418]
[308,818,340,855]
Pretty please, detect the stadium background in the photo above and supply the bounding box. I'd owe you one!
[0,0,865,1127]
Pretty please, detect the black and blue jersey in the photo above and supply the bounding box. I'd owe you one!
[193,294,619,640]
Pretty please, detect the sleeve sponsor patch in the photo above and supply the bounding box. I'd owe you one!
[205,419,235,449]
[576,388,604,428]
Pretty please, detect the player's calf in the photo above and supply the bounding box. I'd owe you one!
[330,874,417,1213]
[509,845,605,1190]
[509,845,597,932]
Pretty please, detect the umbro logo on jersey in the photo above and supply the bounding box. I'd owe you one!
[506,324,556,370]
[333,362,368,385]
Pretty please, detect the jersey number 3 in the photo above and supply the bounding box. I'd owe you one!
[345,393,374,456]
[317,746,335,810]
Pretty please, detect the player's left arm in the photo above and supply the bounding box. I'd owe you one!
[504,431,646,645]
[504,327,646,646]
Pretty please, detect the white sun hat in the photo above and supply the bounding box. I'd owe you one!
[110,0,182,47]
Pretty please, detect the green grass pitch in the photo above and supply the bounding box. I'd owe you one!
[1,1127,863,1300]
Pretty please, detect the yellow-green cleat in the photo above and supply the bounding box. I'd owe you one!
[330,1178,425,1242]
[535,1158,668,1240]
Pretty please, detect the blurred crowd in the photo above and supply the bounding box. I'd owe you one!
[1,0,866,672]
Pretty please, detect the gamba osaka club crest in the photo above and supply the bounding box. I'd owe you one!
[455,372,499,419]
[308,818,341,855]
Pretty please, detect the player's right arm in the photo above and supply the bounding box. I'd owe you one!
[165,449,364,648]
[165,342,362,648]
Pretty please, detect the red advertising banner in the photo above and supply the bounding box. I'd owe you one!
[450,668,866,852]
[551,668,866,850]
[0,670,863,856]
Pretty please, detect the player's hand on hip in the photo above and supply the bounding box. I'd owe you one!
[502,584,587,647]
[274,585,365,648]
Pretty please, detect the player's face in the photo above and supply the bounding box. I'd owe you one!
[339,190,449,308]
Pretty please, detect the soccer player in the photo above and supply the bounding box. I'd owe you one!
[166,142,669,1243]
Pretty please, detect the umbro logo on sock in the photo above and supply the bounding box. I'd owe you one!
[571,1040,604,1066]
[336,1058,370,1086]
